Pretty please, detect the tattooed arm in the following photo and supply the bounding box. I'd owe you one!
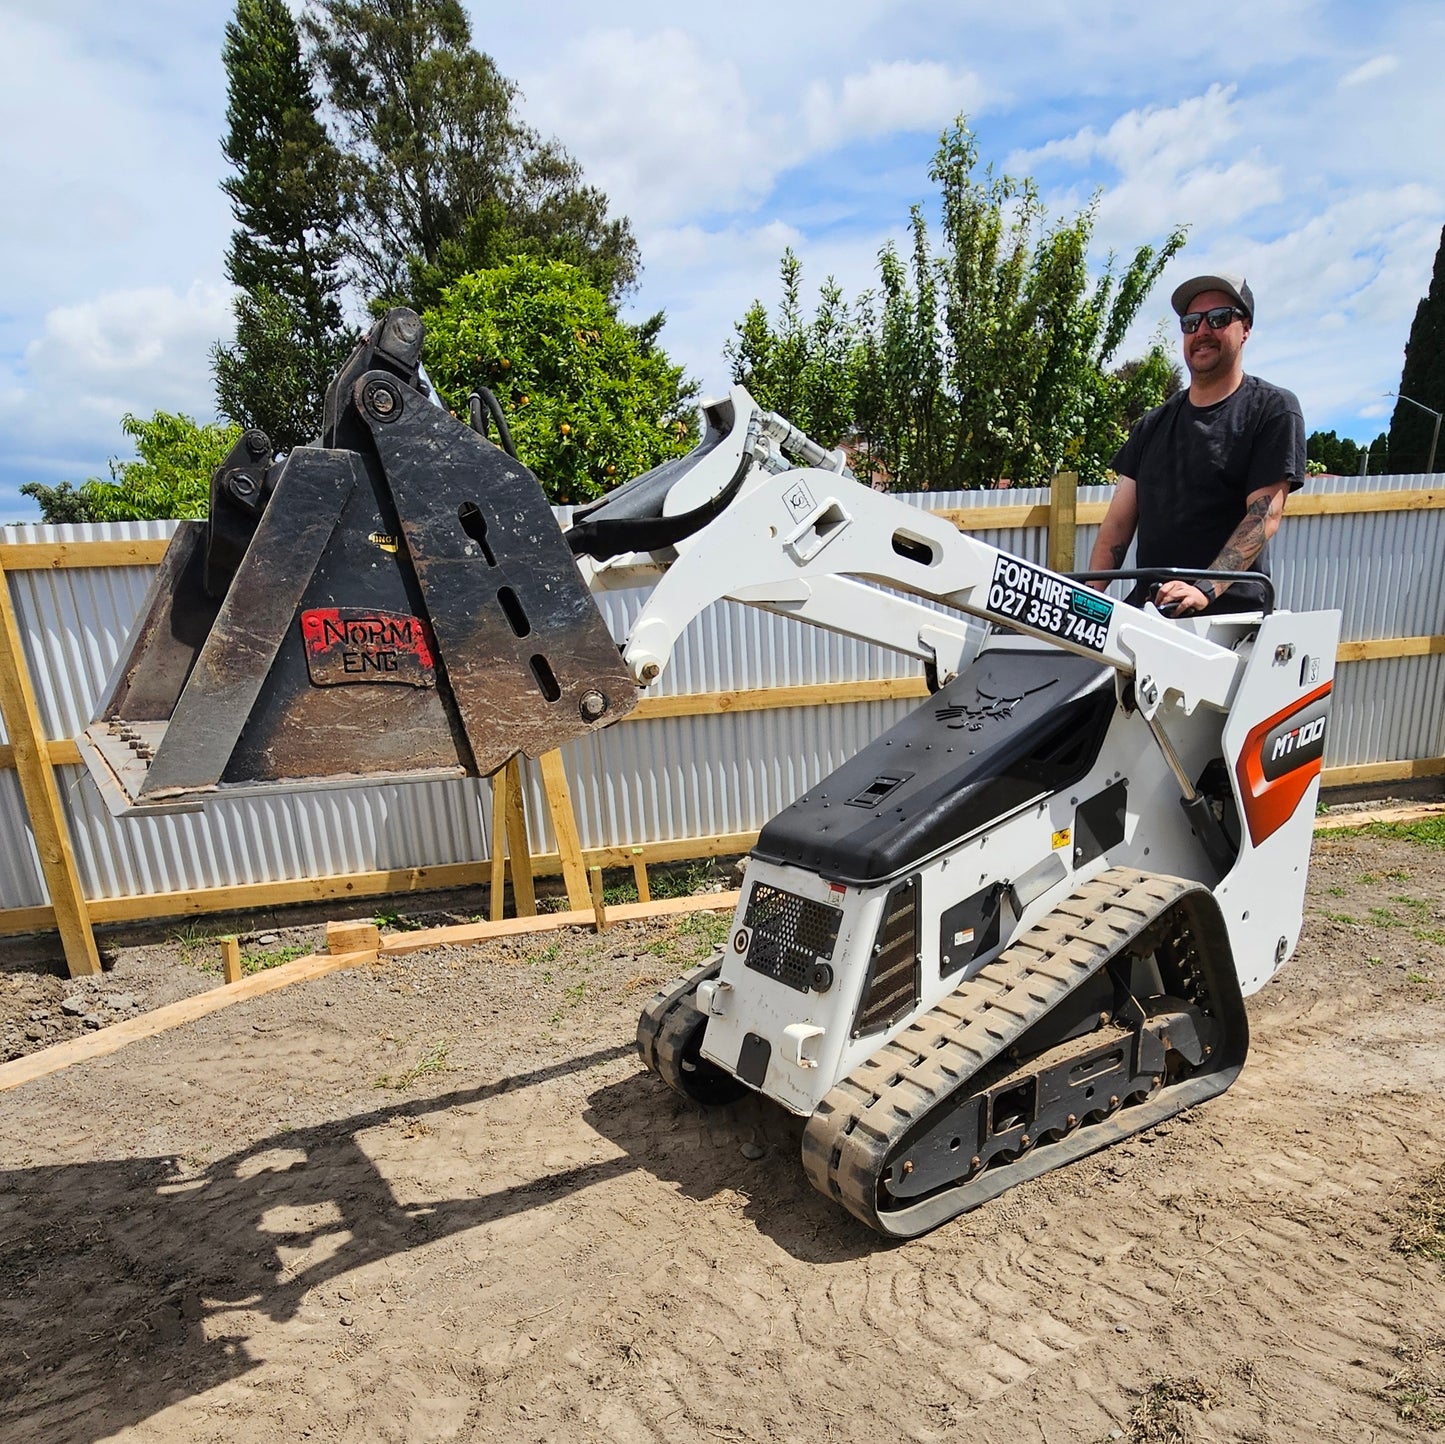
[1211,482,1289,577]
[1086,474,1139,589]
[1155,481,1290,615]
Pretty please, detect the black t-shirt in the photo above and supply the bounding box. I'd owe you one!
[1110,374,1306,610]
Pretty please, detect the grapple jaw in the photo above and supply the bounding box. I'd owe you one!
[80,309,637,816]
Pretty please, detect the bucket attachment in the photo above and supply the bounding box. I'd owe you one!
[79,309,637,816]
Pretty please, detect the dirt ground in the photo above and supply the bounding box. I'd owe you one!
[3,832,1445,1444]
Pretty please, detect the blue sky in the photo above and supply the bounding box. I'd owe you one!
[2,0,1441,519]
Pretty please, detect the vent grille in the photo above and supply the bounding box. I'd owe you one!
[853,877,919,1036]
[742,884,842,993]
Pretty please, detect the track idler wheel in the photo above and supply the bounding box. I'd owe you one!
[655,1000,748,1106]
[637,964,747,1107]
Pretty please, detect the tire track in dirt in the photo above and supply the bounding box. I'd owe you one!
[4,876,1445,1443]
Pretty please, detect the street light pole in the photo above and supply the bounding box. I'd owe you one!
[1394,393,1443,474]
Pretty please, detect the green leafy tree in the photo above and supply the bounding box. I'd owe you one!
[732,121,1185,490]
[211,0,350,450]
[217,286,353,451]
[727,250,859,447]
[1388,223,1445,473]
[305,0,637,308]
[1308,428,1391,475]
[422,259,697,503]
[21,412,242,523]
[16,481,103,525]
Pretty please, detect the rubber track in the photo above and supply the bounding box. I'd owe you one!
[800,866,1242,1237]
[636,957,722,1098]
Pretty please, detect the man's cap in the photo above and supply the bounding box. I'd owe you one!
[1170,272,1254,322]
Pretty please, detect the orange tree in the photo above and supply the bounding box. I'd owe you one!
[422,258,697,504]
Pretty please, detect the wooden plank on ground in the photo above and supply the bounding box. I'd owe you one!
[326,919,381,955]
[377,890,741,957]
[1315,802,1445,832]
[0,558,99,977]
[0,947,378,1093]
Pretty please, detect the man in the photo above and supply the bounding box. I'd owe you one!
[1089,273,1306,614]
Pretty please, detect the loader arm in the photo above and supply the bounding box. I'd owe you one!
[610,452,1243,720]
[82,317,1237,820]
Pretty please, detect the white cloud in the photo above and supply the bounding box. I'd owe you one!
[803,61,987,149]
[0,282,234,503]
[1340,54,1400,87]
[519,34,987,233]
[1014,86,1283,242]
[518,28,786,228]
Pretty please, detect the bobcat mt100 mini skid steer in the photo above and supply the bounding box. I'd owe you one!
[81,309,1339,1237]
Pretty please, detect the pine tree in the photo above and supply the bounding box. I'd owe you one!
[1388,224,1445,474]
[212,0,349,450]
[305,0,638,307]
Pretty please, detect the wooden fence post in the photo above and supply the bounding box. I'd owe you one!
[588,865,608,932]
[538,749,591,911]
[631,849,651,904]
[220,936,243,984]
[1048,470,1078,574]
[487,756,536,921]
[0,558,100,977]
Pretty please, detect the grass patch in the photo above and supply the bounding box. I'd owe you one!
[374,910,425,932]
[651,858,727,900]
[1120,1375,1222,1444]
[524,940,563,968]
[1383,1339,1445,1429]
[1370,906,1404,928]
[1393,895,1433,914]
[1358,817,1445,849]
[374,1039,453,1091]
[1322,911,1359,926]
[241,944,307,976]
[1416,928,1445,947]
[676,909,730,950]
[169,923,224,969]
[1326,884,1347,896]
[1395,1166,1445,1269]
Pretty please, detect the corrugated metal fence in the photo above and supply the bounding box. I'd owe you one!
[1,474,1441,940]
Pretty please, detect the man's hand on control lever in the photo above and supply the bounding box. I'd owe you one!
[1153,579,1213,616]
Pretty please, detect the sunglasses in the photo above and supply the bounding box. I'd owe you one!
[1180,306,1247,334]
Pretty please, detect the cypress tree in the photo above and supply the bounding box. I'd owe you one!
[212,0,349,450]
[1387,225,1445,474]
[305,0,638,308]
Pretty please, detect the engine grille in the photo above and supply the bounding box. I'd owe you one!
[853,876,919,1036]
[742,884,842,993]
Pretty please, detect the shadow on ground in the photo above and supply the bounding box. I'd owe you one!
[0,1041,874,1442]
